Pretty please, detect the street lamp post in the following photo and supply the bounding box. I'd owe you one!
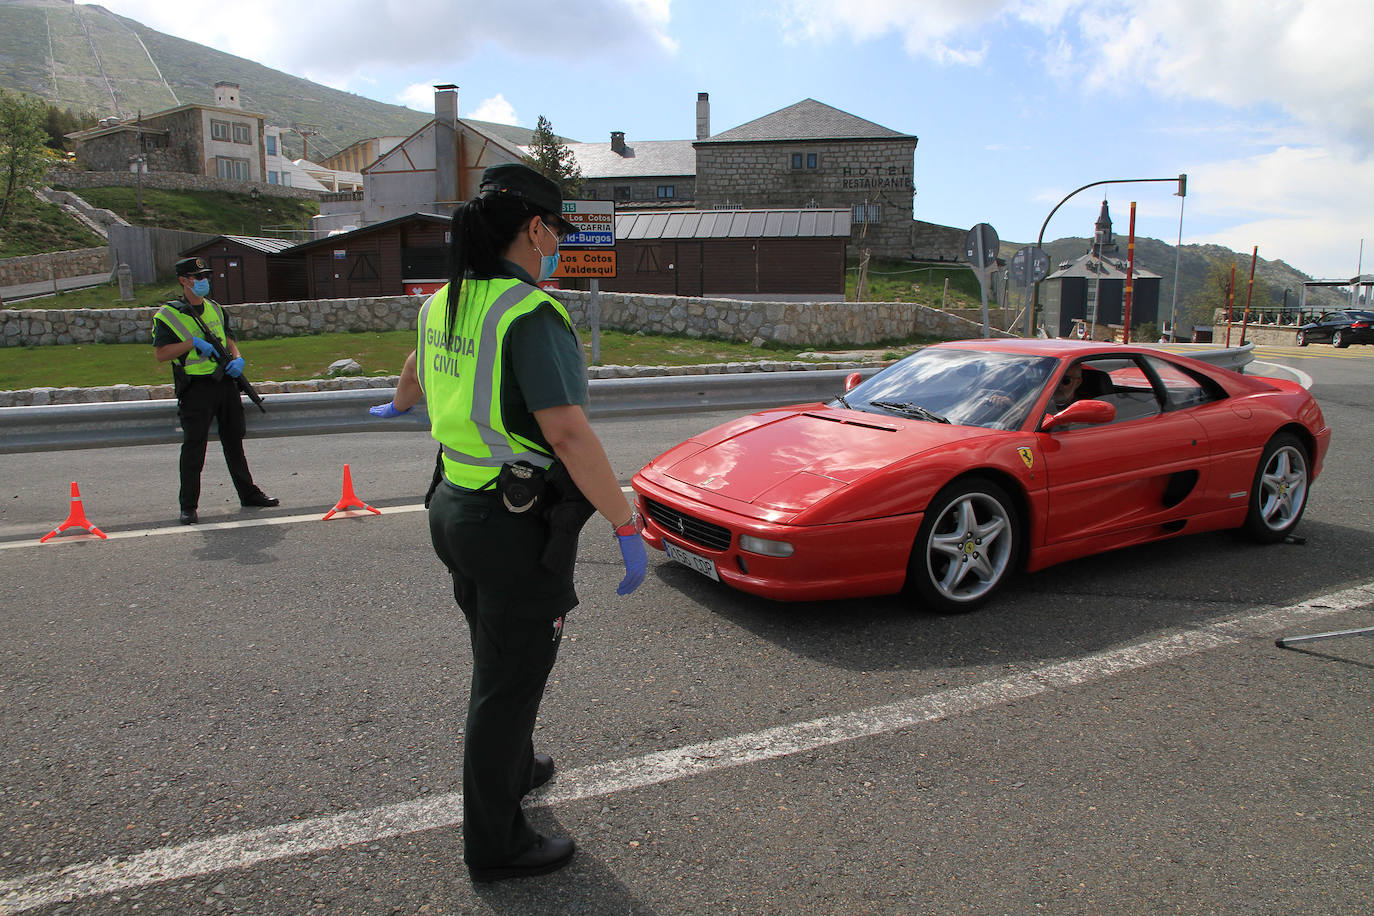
[1030,174,1187,337]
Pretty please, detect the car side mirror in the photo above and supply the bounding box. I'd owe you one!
[843,371,862,392]
[1041,398,1116,431]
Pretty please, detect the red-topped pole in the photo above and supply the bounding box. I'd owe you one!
[1225,263,1236,347]
[1122,202,1137,342]
[1240,246,1258,344]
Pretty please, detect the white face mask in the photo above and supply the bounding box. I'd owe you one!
[533,221,561,282]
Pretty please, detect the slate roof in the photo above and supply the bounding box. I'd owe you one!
[1046,254,1161,281]
[697,98,915,144]
[563,140,697,179]
[189,236,300,255]
[615,208,851,240]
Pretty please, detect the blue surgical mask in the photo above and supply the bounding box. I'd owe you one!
[534,222,561,282]
[191,278,211,297]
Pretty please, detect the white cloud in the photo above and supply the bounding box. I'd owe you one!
[468,94,519,125]
[778,0,1004,62]
[93,0,678,89]
[1070,1,1374,151]
[775,0,1374,152]
[396,83,441,113]
[1189,145,1374,278]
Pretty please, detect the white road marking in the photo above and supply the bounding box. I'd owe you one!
[3,489,641,551]
[2,582,1370,914]
[2,506,428,551]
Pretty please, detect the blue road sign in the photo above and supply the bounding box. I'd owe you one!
[565,230,614,247]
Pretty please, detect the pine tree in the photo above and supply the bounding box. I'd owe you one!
[522,115,583,199]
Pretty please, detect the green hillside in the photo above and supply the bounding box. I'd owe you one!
[1036,237,1345,316]
[0,0,431,159]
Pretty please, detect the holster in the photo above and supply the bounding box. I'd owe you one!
[171,363,190,398]
[539,461,595,572]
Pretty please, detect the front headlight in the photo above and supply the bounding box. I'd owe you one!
[739,535,794,557]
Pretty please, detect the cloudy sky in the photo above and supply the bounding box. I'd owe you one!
[94,0,1374,281]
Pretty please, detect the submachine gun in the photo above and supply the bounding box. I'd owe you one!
[196,325,267,413]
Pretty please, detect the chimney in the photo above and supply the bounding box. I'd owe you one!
[610,131,627,156]
[214,81,241,109]
[696,92,710,140]
[434,84,459,206]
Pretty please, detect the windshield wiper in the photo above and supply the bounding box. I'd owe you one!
[867,400,950,423]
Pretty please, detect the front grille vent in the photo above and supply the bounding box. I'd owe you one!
[645,498,731,551]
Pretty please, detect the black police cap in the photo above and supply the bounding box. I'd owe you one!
[175,257,212,278]
[478,163,578,237]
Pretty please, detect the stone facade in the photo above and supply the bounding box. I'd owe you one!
[2,290,1004,349]
[582,176,697,206]
[0,248,110,288]
[694,139,917,259]
[71,106,269,183]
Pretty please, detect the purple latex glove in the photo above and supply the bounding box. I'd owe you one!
[369,401,411,418]
[616,532,647,595]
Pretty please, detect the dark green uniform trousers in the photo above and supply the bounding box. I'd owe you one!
[427,482,578,867]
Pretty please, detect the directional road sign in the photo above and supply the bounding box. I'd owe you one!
[561,200,615,248]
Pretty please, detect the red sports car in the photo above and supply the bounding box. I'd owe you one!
[631,339,1330,613]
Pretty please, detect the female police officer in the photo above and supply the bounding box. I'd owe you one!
[373,163,646,882]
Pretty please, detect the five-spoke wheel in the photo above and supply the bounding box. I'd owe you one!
[909,478,1019,613]
[1243,433,1310,542]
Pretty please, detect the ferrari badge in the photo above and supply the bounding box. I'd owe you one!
[1017,447,1034,470]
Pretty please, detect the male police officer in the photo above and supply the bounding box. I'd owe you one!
[153,257,277,524]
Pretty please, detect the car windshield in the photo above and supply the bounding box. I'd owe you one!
[834,348,1060,429]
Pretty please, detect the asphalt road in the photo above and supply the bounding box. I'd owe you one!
[1,348,1370,915]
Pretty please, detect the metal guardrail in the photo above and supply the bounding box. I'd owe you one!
[0,369,876,454]
[0,345,1254,455]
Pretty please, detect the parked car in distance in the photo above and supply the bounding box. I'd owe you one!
[632,339,1331,614]
[1296,309,1374,348]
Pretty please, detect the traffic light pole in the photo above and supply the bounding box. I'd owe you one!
[1030,175,1186,336]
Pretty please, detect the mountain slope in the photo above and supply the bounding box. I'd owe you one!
[0,0,432,159]
[1039,236,1346,315]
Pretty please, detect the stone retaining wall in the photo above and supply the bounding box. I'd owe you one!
[46,169,321,201]
[3,290,1006,348]
[556,291,1004,347]
[1214,323,1299,347]
[0,248,110,288]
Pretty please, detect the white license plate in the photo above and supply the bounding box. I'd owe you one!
[664,540,720,582]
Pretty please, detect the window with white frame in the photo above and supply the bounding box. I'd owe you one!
[211,119,231,142]
[215,157,251,181]
[232,122,252,144]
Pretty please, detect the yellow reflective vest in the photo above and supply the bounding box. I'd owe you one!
[153,298,229,376]
[418,277,575,490]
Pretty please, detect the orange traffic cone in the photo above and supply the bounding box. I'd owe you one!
[39,481,108,542]
[322,464,381,520]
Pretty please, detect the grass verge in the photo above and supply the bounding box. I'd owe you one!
[0,328,933,391]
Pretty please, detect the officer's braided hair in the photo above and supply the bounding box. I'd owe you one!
[445,192,545,336]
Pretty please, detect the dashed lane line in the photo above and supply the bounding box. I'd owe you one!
[2,582,1370,914]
